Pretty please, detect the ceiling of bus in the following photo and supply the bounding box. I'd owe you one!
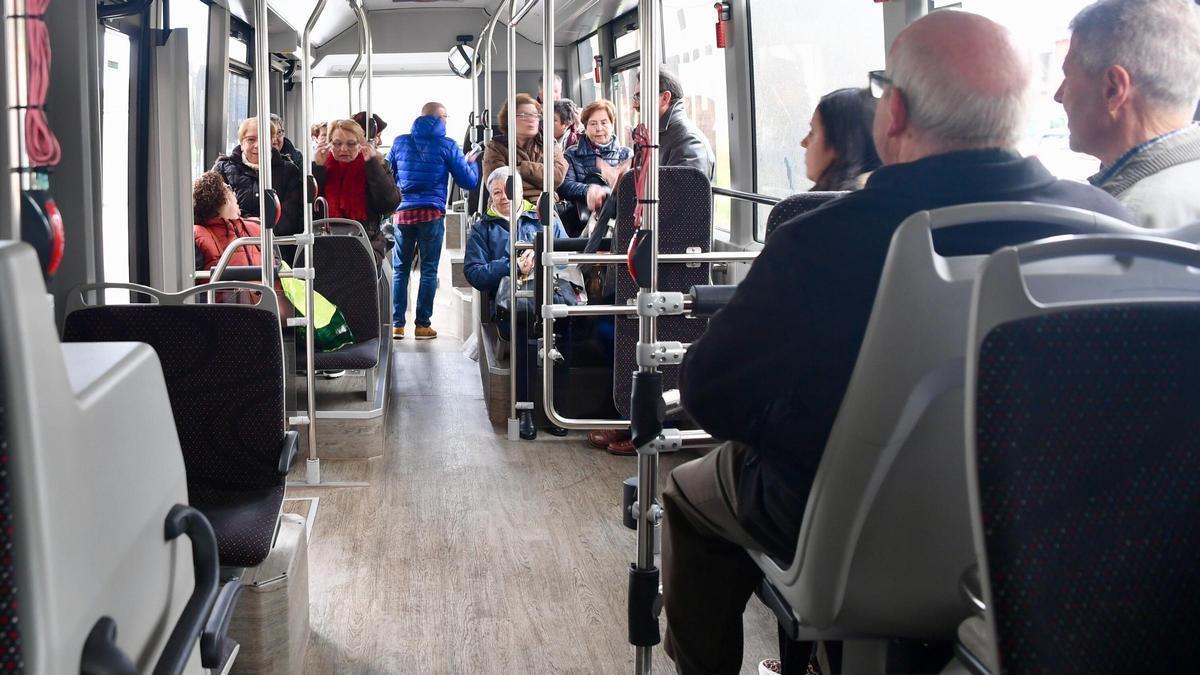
[254,0,636,51]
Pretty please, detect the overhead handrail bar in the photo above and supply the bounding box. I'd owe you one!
[547,251,759,266]
[712,185,781,207]
[349,0,372,131]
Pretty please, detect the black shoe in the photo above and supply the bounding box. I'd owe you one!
[519,411,537,440]
[546,424,569,437]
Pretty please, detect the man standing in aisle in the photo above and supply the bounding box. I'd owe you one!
[385,102,481,339]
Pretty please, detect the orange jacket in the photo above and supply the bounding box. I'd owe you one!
[194,217,262,275]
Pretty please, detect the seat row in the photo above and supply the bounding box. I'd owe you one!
[739,203,1200,673]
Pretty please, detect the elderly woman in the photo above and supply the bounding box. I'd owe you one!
[312,118,403,263]
[464,166,567,440]
[482,94,568,206]
[560,99,632,236]
[212,117,304,237]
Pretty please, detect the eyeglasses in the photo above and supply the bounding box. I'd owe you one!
[515,112,540,120]
[868,70,894,99]
[331,140,360,150]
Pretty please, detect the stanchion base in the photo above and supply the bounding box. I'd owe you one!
[306,458,321,484]
[507,417,520,441]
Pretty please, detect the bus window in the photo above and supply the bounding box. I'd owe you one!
[101,28,131,304]
[311,74,472,149]
[663,0,731,236]
[576,33,601,105]
[949,0,1100,182]
[173,0,210,181]
[750,1,885,201]
[224,33,251,153]
[612,66,639,149]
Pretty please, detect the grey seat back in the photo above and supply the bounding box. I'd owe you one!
[612,167,711,416]
[764,191,847,240]
[965,235,1200,674]
[750,203,1146,641]
[0,242,206,672]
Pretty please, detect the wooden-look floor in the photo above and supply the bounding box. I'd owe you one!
[287,337,777,674]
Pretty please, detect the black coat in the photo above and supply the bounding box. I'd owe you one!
[212,145,305,236]
[679,149,1135,560]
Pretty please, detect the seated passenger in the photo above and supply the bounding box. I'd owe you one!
[802,87,882,191]
[313,118,403,263]
[553,98,582,150]
[482,94,568,206]
[270,113,304,168]
[193,170,261,273]
[663,11,1134,675]
[1058,0,1200,229]
[560,99,633,237]
[311,121,327,155]
[632,70,715,179]
[464,167,567,440]
[212,117,304,237]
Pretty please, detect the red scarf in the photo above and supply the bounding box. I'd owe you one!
[323,154,369,222]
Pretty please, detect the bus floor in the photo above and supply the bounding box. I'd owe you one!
[286,334,778,674]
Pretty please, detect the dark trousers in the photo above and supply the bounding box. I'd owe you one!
[663,442,770,675]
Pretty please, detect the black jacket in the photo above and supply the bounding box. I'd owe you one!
[212,145,305,236]
[660,100,714,180]
[679,149,1135,560]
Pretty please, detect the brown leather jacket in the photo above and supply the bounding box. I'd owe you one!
[482,135,567,202]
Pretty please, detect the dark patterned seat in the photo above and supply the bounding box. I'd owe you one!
[0,353,22,671]
[612,167,711,417]
[310,234,381,374]
[64,303,289,568]
[971,303,1200,674]
[764,191,847,240]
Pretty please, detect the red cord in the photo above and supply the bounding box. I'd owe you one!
[631,122,651,229]
[24,0,62,168]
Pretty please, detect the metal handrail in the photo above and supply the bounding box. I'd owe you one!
[712,185,781,207]
[547,252,759,266]
[254,0,273,290]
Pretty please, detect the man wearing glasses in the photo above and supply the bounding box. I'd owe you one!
[662,11,1133,675]
[385,102,481,340]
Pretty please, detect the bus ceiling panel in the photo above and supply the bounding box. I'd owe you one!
[511,0,636,46]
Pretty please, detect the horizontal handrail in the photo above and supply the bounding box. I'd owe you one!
[713,186,781,208]
[547,252,759,266]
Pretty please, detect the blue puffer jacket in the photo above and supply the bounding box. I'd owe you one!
[464,205,567,293]
[385,115,480,211]
[561,137,633,201]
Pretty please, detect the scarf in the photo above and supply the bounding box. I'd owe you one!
[323,154,369,222]
[486,199,536,220]
[241,154,260,172]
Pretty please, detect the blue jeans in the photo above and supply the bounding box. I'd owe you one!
[391,217,444,327]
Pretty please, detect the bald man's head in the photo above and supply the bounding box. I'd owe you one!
[874,11,1031,163]
[421,101,447,119]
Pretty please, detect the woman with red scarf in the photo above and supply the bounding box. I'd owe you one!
[313,118,402,263]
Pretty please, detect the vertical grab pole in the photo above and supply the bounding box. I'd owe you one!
[255,0,274,290]
[540,0,557,430]
[630,0,663,672]
[300,0,328,482]
[505,0,524,440]
[350,0,373,140]
[3,0,31,241]
[477,14,502,215]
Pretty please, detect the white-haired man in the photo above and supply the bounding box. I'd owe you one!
[663,11,1133,675]
[1057,0,1200,229]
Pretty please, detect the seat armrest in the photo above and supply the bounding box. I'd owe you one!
[278,430,299,475]
[954,616,996,675]
[960,564,986,615]
[200,580,244,669]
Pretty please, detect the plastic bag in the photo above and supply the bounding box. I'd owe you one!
[278,262,355,352]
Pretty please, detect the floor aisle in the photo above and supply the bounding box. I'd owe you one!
[289,336,778,674]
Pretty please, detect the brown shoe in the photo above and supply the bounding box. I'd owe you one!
[588,429,628,450]
[392,326,405,339]
[414,326,437,340]
[607,438,636,456]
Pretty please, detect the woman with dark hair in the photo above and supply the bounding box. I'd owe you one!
[802,87,882,191]
[482,93,568,205]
